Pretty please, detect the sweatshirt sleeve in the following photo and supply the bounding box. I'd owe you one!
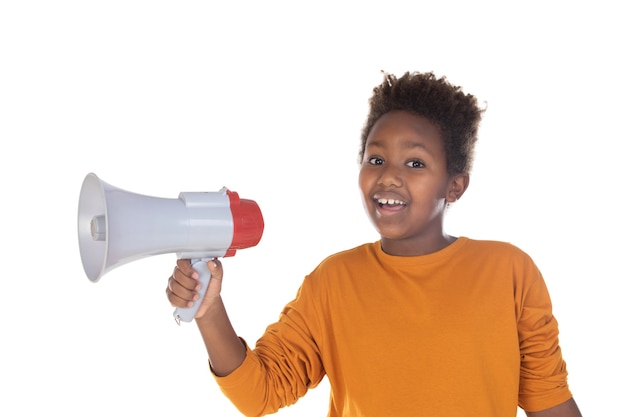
[213,279,325,417]
[516,255,573,412]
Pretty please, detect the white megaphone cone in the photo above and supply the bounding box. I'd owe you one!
[77,173,264,323]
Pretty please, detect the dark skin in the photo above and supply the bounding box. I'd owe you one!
[168,258,245,377]
[167,110,582,416]
[358,110,467,256]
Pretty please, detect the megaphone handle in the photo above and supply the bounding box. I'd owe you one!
[173,258,212,324]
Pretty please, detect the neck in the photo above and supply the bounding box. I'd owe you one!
[380,233,457,257]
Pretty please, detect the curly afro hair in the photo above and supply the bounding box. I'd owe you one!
[359,71,485,176]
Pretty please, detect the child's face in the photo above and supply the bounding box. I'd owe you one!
[358,110,461,256]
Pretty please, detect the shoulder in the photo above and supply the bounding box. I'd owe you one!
[320,242,377,263]
[461,237,534,261]
[300,242,379,287]
[309,242,378,275]
[460,237,544,286]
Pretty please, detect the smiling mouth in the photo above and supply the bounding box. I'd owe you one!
[376,197,407,208]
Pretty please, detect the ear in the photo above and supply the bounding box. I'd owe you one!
[446,173,470,203]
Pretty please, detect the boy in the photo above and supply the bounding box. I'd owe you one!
[167,71,582,416]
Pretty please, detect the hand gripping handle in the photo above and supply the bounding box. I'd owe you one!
[173,258,212,324]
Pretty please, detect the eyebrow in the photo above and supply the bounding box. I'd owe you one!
[365,139,431,153]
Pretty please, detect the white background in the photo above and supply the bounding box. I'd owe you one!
[1,1,623,416]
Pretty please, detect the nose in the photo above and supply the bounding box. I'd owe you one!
[377,164,403,187]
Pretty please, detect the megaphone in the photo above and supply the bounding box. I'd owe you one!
[77,173,264,323]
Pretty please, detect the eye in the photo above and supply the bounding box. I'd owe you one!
[367,156,384,166]
[406,160,425,168]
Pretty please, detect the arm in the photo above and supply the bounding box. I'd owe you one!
[168,259,323,416]
[514,253,580,414]
[526,397,582,417]
[167,258,246,376]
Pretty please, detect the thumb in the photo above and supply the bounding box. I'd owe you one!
[207,258,223,281]
[203,258,224,297]
[193,258,224,319]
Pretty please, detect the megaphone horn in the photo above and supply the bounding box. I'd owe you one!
[77,173,264,323]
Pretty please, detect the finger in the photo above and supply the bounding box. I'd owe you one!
[170,268,200,299]
[166,282,196,308]
[167,274,199,307]
[175,259,198,279]
[172,265,201,291]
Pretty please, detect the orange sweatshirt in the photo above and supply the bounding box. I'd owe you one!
[215,238,572,416]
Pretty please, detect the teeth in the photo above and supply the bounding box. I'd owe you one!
[377,198,406,206]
